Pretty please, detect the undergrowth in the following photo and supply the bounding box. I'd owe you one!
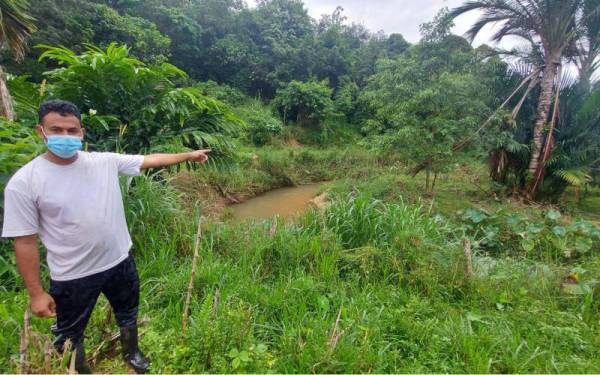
[1,173,599,373]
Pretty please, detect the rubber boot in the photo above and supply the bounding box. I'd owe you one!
[73,341,92,374]
[120,325,150,374]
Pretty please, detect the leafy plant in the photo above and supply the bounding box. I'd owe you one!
[459,207,600,261]
[272,80,334,127]
[0,118,42,197]
[236,101,283,146]
[37,43,243,161]
[360,43,490,191]
[540,86,600,198]
[227,344,275,372]
[0,0,37,61]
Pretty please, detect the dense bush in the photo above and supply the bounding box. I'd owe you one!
[459,208,600,261]
[235,101,283,146]
[195,80,248,106]
[0,122,43,295]
[34,43,242,159]
[333,77,361,122]
[0,119,42,192]
[272,80,334,127]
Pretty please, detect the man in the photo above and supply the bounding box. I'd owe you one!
[2,100,211,373]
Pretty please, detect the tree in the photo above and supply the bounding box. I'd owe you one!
[251,0,316,97]
[88,4,171,64]
[0,0,36,120]
[541,83,600,198]
[572,0,600,94]
[419,6,454,43]
[361,45,490,191]
[334,76,360,122]
[116,0,253,85]
[450,0,589,198]
[311,7,374,89]
[1,0,173,81]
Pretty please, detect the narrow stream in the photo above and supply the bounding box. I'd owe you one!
[230,183,324,221]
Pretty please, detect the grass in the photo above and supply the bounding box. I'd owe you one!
[1,142,599,373]
[567,187,600,222]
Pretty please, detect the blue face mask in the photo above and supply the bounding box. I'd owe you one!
[42,129,83,159]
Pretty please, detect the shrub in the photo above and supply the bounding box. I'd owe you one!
[0,120,42,192]
[272,80,334,127]
[37,43,243,160]
[0,119,44,291]
[236,101,283,146]
[334,77,360,122]
[195,80,248,106]
[459,208,600,261]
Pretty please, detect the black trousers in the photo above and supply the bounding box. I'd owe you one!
[49,253,140,349]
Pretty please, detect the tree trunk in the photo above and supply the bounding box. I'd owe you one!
[527,61,557,178]
[490,149,508,184]
[527,63,563,199]
[0,65,15,121]
[431,171,438,191]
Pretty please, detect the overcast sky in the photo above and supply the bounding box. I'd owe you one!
[249,0,521,50]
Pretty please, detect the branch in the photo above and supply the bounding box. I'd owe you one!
[182,215,203,336]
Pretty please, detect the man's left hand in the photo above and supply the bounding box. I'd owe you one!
[188,149,210,163]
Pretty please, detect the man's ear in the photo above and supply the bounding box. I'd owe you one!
[81,128,86,137]
[36,124,45,139]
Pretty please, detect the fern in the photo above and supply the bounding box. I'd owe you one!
[553,168,592,187]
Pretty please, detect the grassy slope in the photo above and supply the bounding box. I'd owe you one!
[2,140,599,373]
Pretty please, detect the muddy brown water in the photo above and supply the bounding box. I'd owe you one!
[230,183,324,221]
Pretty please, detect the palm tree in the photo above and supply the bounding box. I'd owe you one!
[450,0,588,198]
[0,0,36,120]
[572,0,600,94]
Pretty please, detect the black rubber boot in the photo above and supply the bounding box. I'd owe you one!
[73,341,92,374]
[120,325,150,374]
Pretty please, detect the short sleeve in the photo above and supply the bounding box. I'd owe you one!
[110,153,144,177]
[2,188,39,238]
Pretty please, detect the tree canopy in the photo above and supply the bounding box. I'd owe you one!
[0,0,598,200]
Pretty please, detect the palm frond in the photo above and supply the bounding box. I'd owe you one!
[0,0,36,61]
[553,167,592,186]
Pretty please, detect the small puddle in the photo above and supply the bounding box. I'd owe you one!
[230,183,323,222]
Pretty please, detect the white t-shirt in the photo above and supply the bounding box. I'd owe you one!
[2,151,144,281]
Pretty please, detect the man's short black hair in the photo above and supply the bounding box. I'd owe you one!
[39,100,82,124]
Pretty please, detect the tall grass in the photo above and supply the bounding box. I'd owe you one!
[1,173,599,373]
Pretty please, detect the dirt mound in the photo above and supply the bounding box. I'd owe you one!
[308,192,328,209]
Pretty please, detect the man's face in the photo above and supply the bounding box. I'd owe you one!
[36,112,84,139]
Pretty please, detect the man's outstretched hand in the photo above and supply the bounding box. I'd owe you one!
[188,149,211,164]
[142,149,211,169]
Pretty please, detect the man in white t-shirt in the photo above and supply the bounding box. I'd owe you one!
[1,100,211,374]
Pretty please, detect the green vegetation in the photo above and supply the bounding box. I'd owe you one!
[273,80,335,127]
[360,37,491,190]
[450,0,600,198]
[3,168,600,373]
[0,0,599,373]
[36,44,242,158]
